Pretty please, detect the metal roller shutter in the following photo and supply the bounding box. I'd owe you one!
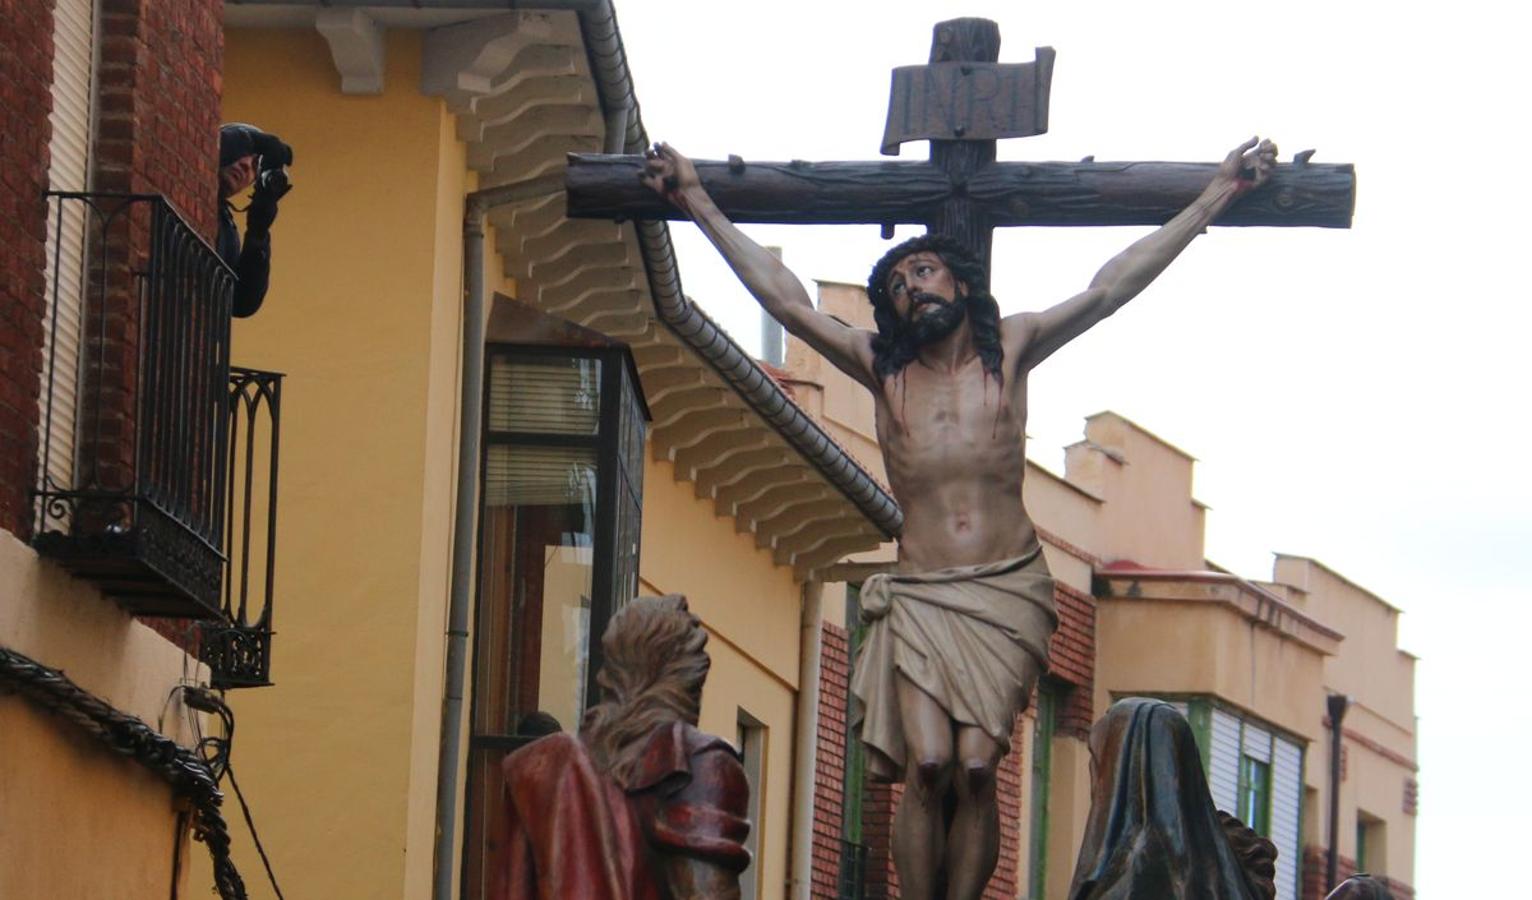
[40,0,97,500]
[1271,737,1304,900]
[1208,707,1241,812]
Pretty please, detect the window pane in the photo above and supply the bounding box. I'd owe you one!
[737,710,765,900]
[473,445,596,737]
[484,444,597,507]
[487,355,601,435]
[1240,755,1272,836]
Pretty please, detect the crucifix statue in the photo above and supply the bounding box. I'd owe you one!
[566,17,1353,900]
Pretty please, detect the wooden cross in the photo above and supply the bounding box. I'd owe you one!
[565,18,1354,273]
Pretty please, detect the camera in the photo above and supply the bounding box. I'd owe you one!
[250,131,293,198]
[256,165,289,196]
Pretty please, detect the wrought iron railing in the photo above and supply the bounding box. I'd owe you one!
[201,367,283,688]
[33,192,235,618]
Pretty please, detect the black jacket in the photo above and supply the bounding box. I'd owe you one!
[218,201,270,318]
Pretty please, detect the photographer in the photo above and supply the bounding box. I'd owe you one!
[217,123,292,317]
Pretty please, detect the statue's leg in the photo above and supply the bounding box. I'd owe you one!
[893,672,955,900]
[944,725,1003,900]
[945,652,1042,900]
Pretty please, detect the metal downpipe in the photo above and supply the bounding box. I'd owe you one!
[790,581,825,899]
[433,195,488,900]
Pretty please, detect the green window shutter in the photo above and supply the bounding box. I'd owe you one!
[1028,686,1056,899]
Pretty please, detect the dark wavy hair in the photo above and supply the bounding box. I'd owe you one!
[865,234,1003,383]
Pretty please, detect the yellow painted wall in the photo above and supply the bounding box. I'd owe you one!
[208,28,467,899]
[0,532,203,899]
[640,457,802,687]
[0,698,188,899]
[638,455,805,900]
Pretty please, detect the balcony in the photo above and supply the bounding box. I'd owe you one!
[34,193,282,685]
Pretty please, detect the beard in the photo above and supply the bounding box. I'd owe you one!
[905,291,966,345]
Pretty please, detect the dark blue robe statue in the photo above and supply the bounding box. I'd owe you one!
[1068,698,1276,900]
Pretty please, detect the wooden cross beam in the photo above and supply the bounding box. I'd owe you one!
[566,18,1355,272]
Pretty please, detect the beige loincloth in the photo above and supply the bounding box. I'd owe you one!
[849,548,1057,782]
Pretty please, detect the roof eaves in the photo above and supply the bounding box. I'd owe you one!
[574,1,902,539]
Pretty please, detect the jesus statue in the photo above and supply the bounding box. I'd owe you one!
[642,135,1277,899]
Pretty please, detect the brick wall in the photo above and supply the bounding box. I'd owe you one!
[0,0,55,540]
[84,0,224,499]
[813,622,851,898]
[97,0,222,235]
[1048,581,1097,739]
[864,781,899,899]
[988,714,1029,899]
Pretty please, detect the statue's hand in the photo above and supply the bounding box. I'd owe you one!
[641,142,702,206]
[1216,136,1277,195]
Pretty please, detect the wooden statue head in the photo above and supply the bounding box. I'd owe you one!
[864,233,1003,383]
[579,594,711,785]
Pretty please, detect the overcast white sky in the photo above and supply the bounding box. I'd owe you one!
[618,0,1529,892]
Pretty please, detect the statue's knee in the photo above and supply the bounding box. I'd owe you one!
[962,758,995,797]
[913,755,951,798]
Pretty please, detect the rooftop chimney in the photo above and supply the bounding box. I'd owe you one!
[761,246,784,365]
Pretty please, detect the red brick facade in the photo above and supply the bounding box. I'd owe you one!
[96,0,222,236]
[0,0,56,540]
[1048,580,1097,739]
[87,0,224,496]
[0,0,222,544]
[813,622,851,897]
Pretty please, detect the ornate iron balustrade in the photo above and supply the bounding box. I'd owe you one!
[33,192,235,619]
[201,368,283,688]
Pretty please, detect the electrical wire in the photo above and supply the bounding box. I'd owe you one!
[181,686,284,900]
[226,764,286,900]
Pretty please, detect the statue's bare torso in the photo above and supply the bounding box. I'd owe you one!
[875,354,1035,574]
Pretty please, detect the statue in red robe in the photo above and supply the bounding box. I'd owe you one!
[489,595,751,900]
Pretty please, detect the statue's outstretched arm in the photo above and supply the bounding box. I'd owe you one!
[643,142,879,391]
[1008,137,1277,371]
